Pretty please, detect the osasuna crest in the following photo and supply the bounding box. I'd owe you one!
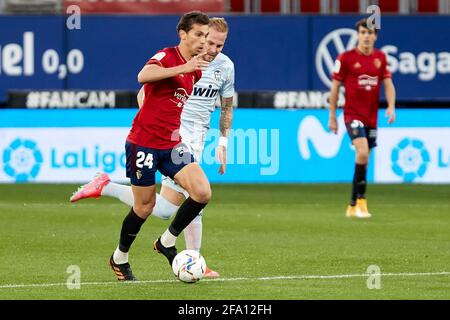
[136,170,142,180]
[214,70,221,81]
[351,119,364,136]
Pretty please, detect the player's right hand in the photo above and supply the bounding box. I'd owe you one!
[183,52,209,73]
[216,145,227,175]
[385,107,396,125]
[328,117,338,134]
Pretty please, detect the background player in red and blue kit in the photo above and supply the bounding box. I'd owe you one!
[328,18,396,219]
[109,11,211,280]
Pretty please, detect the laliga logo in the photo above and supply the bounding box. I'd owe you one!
[316,28,358,88]
[391,138,430,182]
[3,138,43,182]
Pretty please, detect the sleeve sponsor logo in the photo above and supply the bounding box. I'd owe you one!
[151,52,166,61]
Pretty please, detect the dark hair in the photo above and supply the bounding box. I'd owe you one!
[177,11,210,33]
[355,18,378,34]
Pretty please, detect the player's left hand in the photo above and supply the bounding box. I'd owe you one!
[386,107,396,124]
[216,145,227,175]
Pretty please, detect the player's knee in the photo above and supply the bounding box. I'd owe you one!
[191,185,211,204]
[133,200,155,218]
[357,151,369,164]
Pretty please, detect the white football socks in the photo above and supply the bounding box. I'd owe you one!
[152,194,179,220]
[101,182,134,207]
[101,183,179,221]
[113,245,129,264]
[184,213,203,252]
[161,229,177,248]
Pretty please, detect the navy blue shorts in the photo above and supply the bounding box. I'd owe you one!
[345,120,378,149]
[125,141,195,186]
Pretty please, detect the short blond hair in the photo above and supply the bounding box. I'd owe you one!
[209,17,228,33]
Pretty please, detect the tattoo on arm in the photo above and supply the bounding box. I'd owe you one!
[220,97,233,137]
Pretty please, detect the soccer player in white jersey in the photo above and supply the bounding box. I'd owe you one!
[70,18,234,279]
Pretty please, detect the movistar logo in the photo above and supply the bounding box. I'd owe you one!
[193,85,219,98]
[298,114,347,160]
[391,138,430,182]
[3,138,43,182]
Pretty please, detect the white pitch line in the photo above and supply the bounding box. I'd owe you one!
[1,271,449,290]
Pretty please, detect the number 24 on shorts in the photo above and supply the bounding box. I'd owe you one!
[136,151,154,169]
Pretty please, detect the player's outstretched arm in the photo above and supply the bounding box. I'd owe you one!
[384,78,396,124]
[137,53,209,84]
[138,64,188,84]
[217,96,233,175]
[328,79,341,134]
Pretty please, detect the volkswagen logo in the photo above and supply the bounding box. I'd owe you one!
[315,28,358,88]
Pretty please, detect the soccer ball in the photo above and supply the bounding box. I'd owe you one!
[172,250,206,283]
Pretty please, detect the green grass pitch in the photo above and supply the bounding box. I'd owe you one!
[0,183,449,300]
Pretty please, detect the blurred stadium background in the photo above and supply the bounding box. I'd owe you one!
[0,0,449,300]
